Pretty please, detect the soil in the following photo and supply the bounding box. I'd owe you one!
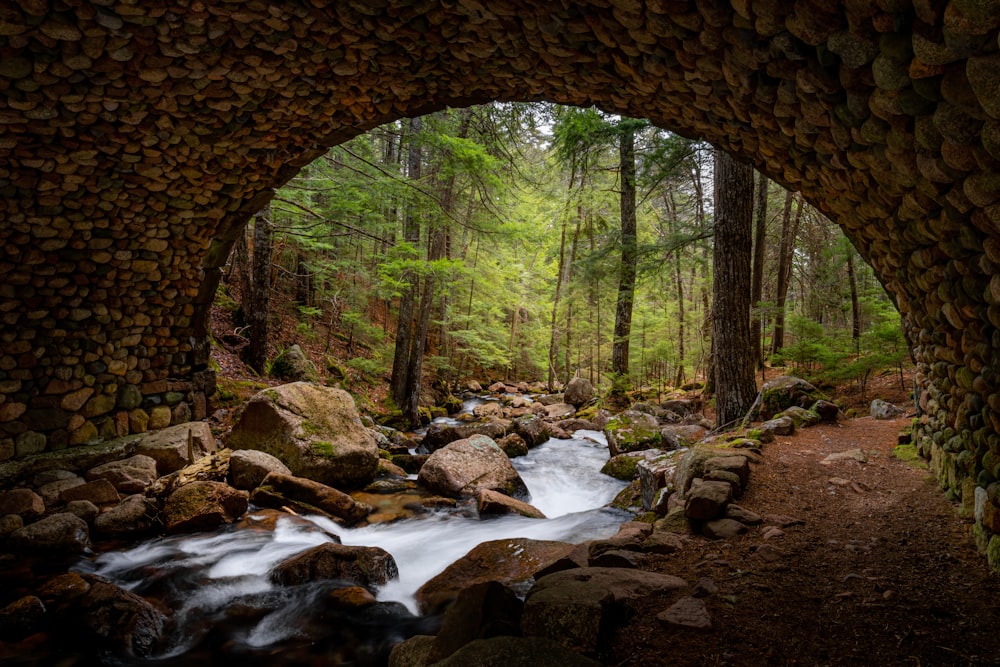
[605,414,1000,666]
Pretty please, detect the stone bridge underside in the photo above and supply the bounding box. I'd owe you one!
[3,1,1000,562]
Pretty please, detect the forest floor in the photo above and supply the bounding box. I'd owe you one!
[606,414,1000,667]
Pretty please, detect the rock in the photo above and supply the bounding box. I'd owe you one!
[473,401,504,419]
[65,499,100,523]
[228,449,292,490]
[811,399,841,421]
[703,455,750,490]
[227,382,379,488]
[522,567,688,654]
[391,453,428,475]
[76,579,166,657]
[543,403,576,419]
[603,411,662,456]
[162,480,248,533]
[759,376,825,419]
[135,421,216,475]
[684,479,733,521]
[820,448,868,464]
[37,476,85,506]
[588,549,640,568]
[420,421,510,453]
[389,635,437,667]
[496,433,529,458]
[657,596,712,630]
[0,595,46,641]
[660,399,700,417]
[416,538,575,614]
[418,435,528,500]
[589,521,653,556]
[638,450,686,511]
[250,471,371,525]
[93,494,159,535]
[563,377,593,407]
[9,512,90,554]
[871,398,905,419]
[0,488,45,519]
[555,418,600,433]
[641,528,686,554]
[60,479,120,505]
[660,424,708,448]
[425,581,524,663]
[85,455,159,494]
[327,586,377,609]
[269,344,319,382]
[724,504,763,525]
[702,518,748,539]
[0,514,24,537]
[270,542,398,588]
[775,405,822,427]
[477,488,546,518]
[760,415,795,436]
[431,637,601,667]
[534,394,564,406]
[511,414,548,447]
[693,577,718,597]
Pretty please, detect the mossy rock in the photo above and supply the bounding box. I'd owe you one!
[604,410,662,457]
[775,405,821,428]
[892,443,928,469]
[759,376,826,419]
[270,344,319,383]
[611,479,642,512]
[601,454,642,480]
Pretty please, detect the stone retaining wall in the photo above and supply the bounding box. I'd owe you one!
[2,1,1000,565]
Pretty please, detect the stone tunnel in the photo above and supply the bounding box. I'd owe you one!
[2,1,1000,565]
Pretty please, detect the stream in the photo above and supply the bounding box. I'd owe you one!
[75,425,628,664]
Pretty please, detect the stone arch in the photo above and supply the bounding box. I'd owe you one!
[2,2,1000,561]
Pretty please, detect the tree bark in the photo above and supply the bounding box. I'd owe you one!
[711,149,757,429]
[390,116,422,409]
[611,124,637,385]
[245,203,273,374]
[750,170,769,369]
[847,247,861,352]
[772,191,803,355]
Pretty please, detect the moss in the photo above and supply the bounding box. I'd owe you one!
[988,535,1000,574]
[601,455,640,481]
[892,443,926,468]
[311,440,337,457]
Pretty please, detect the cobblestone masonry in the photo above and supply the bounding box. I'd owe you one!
[3,1,1000,565]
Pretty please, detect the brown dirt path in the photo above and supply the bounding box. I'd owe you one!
[608,417,1000,666]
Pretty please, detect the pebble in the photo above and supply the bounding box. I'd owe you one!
[657,596,712,630]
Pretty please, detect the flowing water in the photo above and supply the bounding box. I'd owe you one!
[75,424,627,664]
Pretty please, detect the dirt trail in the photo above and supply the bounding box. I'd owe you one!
[609,417,1000,666]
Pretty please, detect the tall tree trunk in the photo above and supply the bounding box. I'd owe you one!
[547,168,578,392]
[847,247,861,353]
[390,116,422,409]
[712,149,757,429]
[230,228,252,328]
[772,191,803,355]
[245,203,273,374]
[750,170,769,369]
[666,191,686,386]
[611,124,637,385]
[406,227,444,425]
[295,252,312,308]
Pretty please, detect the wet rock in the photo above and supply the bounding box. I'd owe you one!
[391,453,428,475]
[85,455,159,494]
[251,471,371,525]
[418,435,529,500]
[0,488,45,519]
[60,478,120,505]
[473,401,504,419]
[416,538,575,614]
[871,398,906,419]
[563,377,593,407]
[10,512,90,553]
[389,635,436,667]
[477,488,546,518]
[497,433,529,458]
[65,499,100,523]
[511,414,547,448]
[94,494,159,535]
[555,418,600,433]
[420,421,509,453]
[135,421,217,475]
[426,581,524,663]
[162,480,248,533]
[227,382,379,488]
[657,596,712,630]
[270,542,398,588]
[522,567,688,654]
[0,595,46,641]
[229,449,292,490]
[76,579,166,657]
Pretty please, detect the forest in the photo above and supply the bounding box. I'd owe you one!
[217,102,909,424]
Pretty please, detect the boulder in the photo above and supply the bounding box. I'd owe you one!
[37,476,85,506]
[0,488,45,519]
[270,542,398,588]
[638,450,686,511]
[760,415,795,436]
[776,405,822,427]
[554,418,600,433]
[9,512,91,554]
[473,401,504,420]
[60,479,120,505]
[85,455,159,494]
[563,377,594,407]
[759,376,825,419]
[416,538,576,614]
[703,455,750,492]
[0,514,22,537]
[76,579,166,658]
[418,435,529,500]
[228,449,292,490]
[65,500,100,523]
[0,595,46,641]
[431,637,600,667]
[588,521,653,558]
[543,403,576,419]
[135,421,216,475]
[660,399,700,417]
[497,433,529,458]
[703,518,749,539]
[93,494,159,535]
[162,480,248,533]
[226,382,379,488]
[871,398,906,419]
[425,581,524,664]
[522,567,688,655]
[657,596,712,630]
[534,394,564,406]
[269,344,319,382]
[511,414,548,448]
[250,471,371,525]
[660,424,708,447]
[811,399,842,421]
[684,479,733,521]
[604,410,662,456]
[601,449,666,481]
[419,421,509,453]
[477,488,546,518]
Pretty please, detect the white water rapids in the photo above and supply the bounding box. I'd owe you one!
[80,427,628,658]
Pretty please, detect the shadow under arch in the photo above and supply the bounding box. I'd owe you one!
[2,1,1000,567]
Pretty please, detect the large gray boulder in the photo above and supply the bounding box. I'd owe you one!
[269,542,398,588]
[418,435,528,500]
[563,377,593,407]
[420,421,509,453]
[135,422,217,475]
[604,410,662,456]
[226,382,378,488]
